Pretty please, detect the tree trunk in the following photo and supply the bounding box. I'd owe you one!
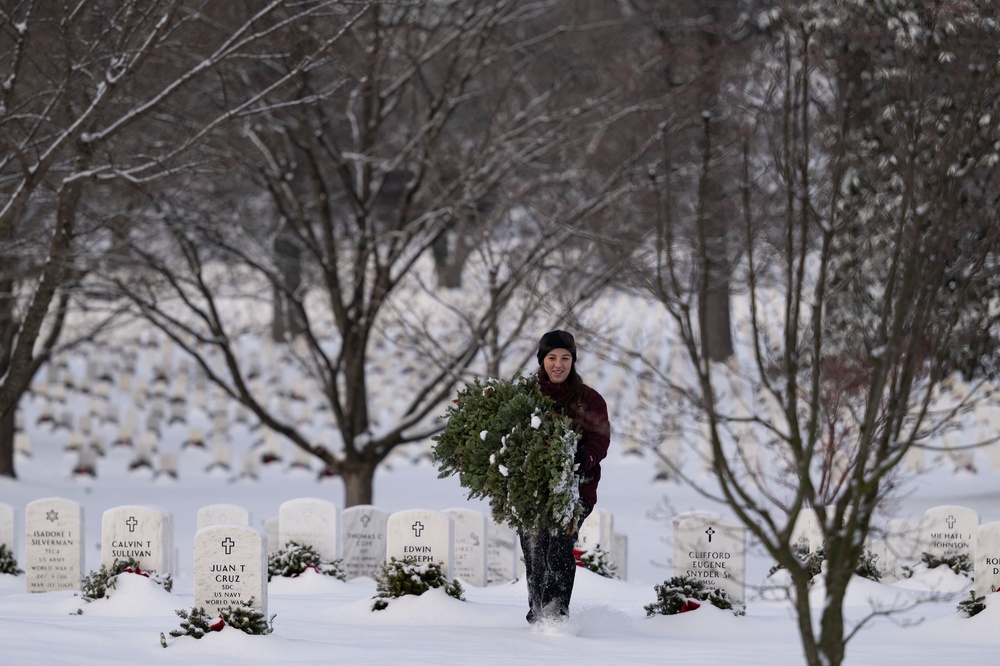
[818,568,850,666]
[342,460,377,507]
[702,249,734,361]
[695,6,735,363]
[0,404,15,479]
[271,230,305,342]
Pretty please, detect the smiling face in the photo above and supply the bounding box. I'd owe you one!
[542,348,574,384]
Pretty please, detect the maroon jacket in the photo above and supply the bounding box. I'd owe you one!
[538,370,611,508]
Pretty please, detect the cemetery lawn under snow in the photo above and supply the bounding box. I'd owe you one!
[3,312,1000,665]
[4,443,1000,663]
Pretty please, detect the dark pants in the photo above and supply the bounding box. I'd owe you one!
[519,504,592,623]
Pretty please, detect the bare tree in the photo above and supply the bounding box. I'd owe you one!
[0,0,369,477]
[641,2,1000,665]
[612,0,760,361]
[103,0,656,506]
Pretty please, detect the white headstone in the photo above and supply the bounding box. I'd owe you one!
[206,436,231,472]
[674,515,748,607]
[260,431,283,464]
[210,414,228,437]
[974,521,1000,597]
[791,507,825,553]
[197,504,251,531]
[986,436,1000,471]
[72,448,98,477]
[14,432,32,457]
[157,452,178,479]
[101,505,173,576]
[386,509,454,579]
[193,524,268,618]
[340,505,389,579]
[184,427,206,449]
[576,509,612,552]
[444,508,488,587]
[881,518,924,582]
[168,403,186,425]
[263,517,279,556]
[239,451,259,480]
[921,504,979,560]
[288,445,313,471]
[486,521,519,584]
[671,510,720,571]
[25,498,84,592]
[613,533,628,580]
[278,498,338,560]
[65,432,85,451]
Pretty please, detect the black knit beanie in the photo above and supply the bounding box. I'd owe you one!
[536,330,577,365]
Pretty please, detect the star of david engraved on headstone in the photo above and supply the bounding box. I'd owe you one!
[126,516,138,532]
[705,527,715,542]
[46,510,59,523]
[222,537,235,555]
[412,521,424,537]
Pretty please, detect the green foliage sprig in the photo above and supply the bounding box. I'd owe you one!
[267,541,347,581]
[577,544,617,579]
[160,601,274,647]
[768,544,882,583]
[432,373,582,532]
[902,552,973,579]
[645,575,742,616]
[957,590,987,618]
[0,544,23,575]
[79,557,173,603]
[371,557,465,611]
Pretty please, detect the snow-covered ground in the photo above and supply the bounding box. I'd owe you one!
[3,302,1000,664]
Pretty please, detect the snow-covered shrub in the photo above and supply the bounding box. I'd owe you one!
[768,544,882,583]
[957,590,987,618]
[903,552,973,579]
[576,544,617,579]
[644,575,741,616]
[79,557,172,602]
[0,543,23,575]
[160,600,273,647]
[267,541,346,581]
[371,557,464,611]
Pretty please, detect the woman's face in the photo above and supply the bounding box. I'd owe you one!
[543,348,573,384]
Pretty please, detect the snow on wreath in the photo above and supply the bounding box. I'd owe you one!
[432,373,584,532]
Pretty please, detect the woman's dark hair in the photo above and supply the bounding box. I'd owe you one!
[562,366,585,416]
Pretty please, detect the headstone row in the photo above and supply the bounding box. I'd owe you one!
[11,498,632,595]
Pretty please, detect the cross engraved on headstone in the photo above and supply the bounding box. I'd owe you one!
[412,521,424,537]
[126,516,138,532]
[947,515,957,529]
[361,514,371,527]
[705,527,715,542]
[302,509,313,523]
[222,537,235,555]
[46,510,59,522]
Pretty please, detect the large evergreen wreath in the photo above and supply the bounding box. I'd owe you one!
[432,373,583,532]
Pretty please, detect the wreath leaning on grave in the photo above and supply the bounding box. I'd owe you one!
[432,373,583,533]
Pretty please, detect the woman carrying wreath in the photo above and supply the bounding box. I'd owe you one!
[521,329,611,624]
